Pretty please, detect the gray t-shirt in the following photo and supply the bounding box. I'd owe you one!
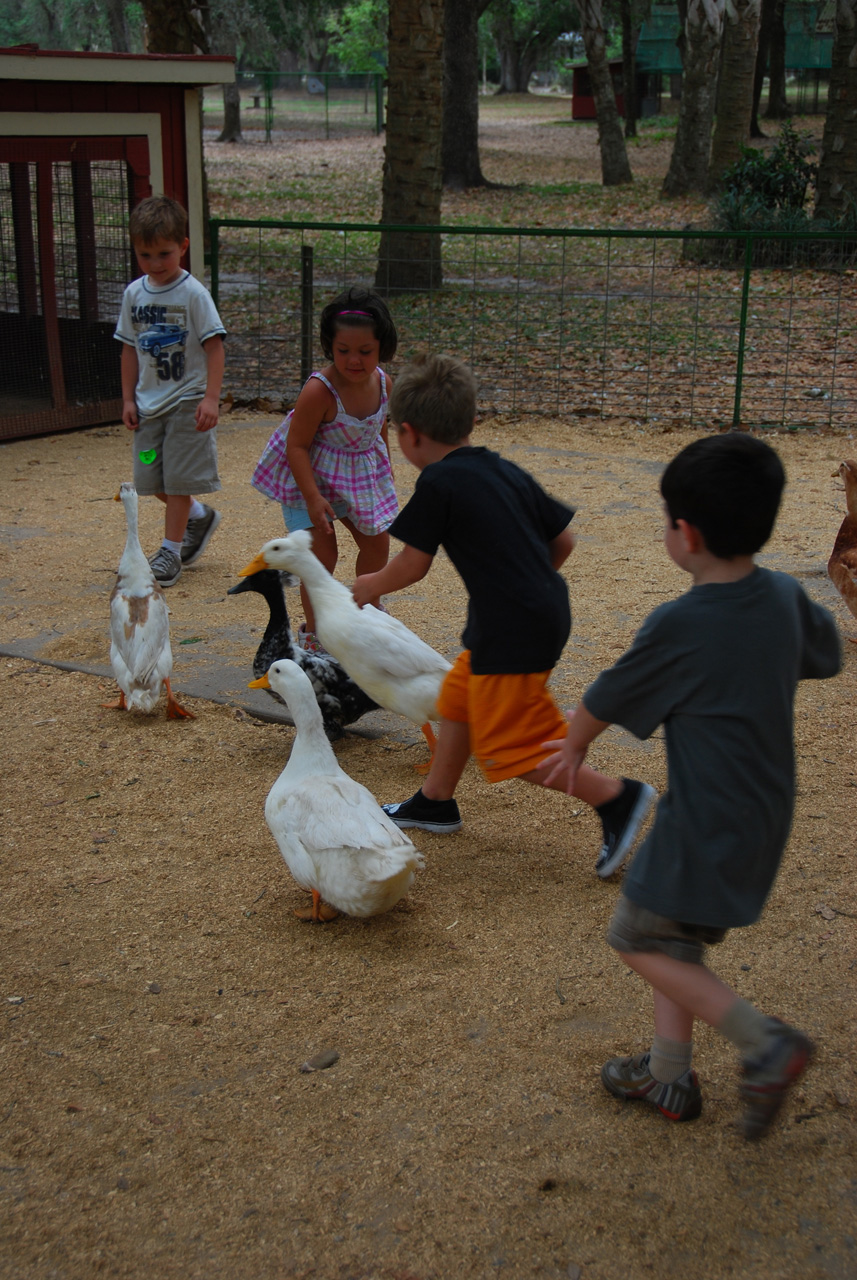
[115,271,226,419]
[584,567,841,928]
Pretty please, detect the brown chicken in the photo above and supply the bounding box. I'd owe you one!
[828,460,857,641]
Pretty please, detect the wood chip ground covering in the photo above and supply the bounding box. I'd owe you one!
[1,413,856,1280]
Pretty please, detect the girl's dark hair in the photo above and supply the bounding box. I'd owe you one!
[319,287,398,362]
[660,433,785,558]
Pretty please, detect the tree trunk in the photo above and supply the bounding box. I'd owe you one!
[375,0,445,294]
[709,0,762,186]
[442,0,491,189]
[763,0,789,117]
[105,0,131,52]
[214,30,242,143]
[619,0,641,138]
[579,0,634,185]
[662,0,725,196]
[218,81,244,143]
[141,0,206,54]
[815,0,857,223]
[490,0,536,93]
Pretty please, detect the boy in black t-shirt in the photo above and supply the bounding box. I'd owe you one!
[352,353,654,876]
[542,434,841,1138]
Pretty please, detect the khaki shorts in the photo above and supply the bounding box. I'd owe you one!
[133,399,221,496]
[607,893,728,966]
[437,649,568,783]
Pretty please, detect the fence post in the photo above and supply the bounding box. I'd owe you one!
[375,74,384,134]
[210,221,219,307]
[264,72,274,144]
[732,233,753,430]
[300,244,314,386]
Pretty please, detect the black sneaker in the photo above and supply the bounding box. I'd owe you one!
[601,1051,702,1122]
[382,789,462,834]
[181,505,221,565]
[148,546,182,587]
[595,778,656,878]
[739,1019,815,1140]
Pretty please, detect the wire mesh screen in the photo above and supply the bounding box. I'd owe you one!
[0,157,131,436]
[203,73,384,140]
[0,161,49,417]
[211,220,857,431]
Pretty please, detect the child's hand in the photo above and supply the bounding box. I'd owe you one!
[122,401,139,431]
[540,737,588,795]
[352,574,378,609]
[307,494,336,533]
[195,396,219,432]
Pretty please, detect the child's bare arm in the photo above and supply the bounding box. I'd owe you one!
[121,344,139,429]
[196,335,225,431]
[550,524,575,570]
[286,378,339,529]
[353,544,433,608]
[541,700,610,795]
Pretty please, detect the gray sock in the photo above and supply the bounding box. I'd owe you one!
[162,538,182,555]
[649,1033,693,1084]
[717,997,773,1058]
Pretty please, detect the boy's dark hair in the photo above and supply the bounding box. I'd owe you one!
[319,287,398,362]
[661,433,785,558]
[128,195,188,246]
[389,353,476,445]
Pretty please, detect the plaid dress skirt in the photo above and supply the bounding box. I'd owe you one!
[251,369,397,535]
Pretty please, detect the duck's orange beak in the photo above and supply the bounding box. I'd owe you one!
[240,552,269,577]
[248,673,270,689]
[114,493,121,501]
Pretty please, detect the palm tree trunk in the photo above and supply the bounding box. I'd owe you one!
[815,0,857,222]
[709,0,761,187]
[579,0,634,185]
[376,0,444,293]
[662,0,725,196]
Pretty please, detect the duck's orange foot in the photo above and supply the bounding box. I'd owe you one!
[101,690,127,711]
[164,678,195,719]
[414,721,437,773]
[294,900,339,923]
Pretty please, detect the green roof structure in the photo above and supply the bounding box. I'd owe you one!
[636,0,833,74]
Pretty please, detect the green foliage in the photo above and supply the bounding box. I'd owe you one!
[326,0,386,72]
[714,121,817,224]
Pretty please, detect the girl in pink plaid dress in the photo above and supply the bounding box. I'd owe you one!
[251,288,398,650]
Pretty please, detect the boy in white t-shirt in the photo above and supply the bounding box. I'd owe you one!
[115,196,226,586]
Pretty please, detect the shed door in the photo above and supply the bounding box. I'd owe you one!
[0,135,151,440]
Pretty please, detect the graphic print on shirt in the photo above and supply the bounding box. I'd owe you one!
[132,301,189,384]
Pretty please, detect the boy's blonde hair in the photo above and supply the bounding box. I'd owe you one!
[129,195,188,247]
[389,353,476,445]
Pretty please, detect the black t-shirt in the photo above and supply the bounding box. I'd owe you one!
[389,446,575,674]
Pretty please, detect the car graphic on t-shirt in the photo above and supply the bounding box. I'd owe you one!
[138,323,188,357]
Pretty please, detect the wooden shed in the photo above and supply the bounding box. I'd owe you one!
[0,47,234,441]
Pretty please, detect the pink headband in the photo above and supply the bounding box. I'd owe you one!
[337,309,372,317]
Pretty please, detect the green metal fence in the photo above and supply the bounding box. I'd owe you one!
[204,73,385,141]
[209,218,857,430]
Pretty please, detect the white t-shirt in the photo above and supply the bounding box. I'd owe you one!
[114,271,226,419]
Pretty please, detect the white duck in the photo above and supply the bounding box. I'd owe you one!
[250,659,424,922]
[103,483,193,719]
[241,530,450,757]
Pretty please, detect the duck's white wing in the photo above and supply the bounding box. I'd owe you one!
[268,772,415,855]
[110,588,172,688]
[345,610,451,681]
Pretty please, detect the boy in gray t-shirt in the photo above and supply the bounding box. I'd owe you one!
[543,434,841,1140]
[115,196,226,587]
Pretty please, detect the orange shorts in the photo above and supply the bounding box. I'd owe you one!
[437,650,569,783]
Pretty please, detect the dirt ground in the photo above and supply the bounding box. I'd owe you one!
[2,410,856,1280]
